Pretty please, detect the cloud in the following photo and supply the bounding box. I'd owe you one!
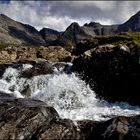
[0,1,140,31]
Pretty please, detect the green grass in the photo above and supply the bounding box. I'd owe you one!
[94,32,140,47]
[72,32,140,55]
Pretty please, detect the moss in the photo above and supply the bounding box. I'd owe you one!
[0,43,9,50]
[65,42,74,52]
[72,32,140,55]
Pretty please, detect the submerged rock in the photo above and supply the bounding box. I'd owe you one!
[73,44,140,105]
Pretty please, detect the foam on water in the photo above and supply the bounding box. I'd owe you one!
[0,64,140,121]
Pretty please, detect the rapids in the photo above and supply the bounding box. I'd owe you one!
[0,63,140,121]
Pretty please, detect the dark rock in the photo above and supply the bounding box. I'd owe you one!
[0,92,140,140]
[19,61,54,78]
[0,63,22,77]
[34,118,80,140]
[20,84,31,97]
[0,96,58,139]
[0,92,81,140]
[52,62,73,74]
[77,120,99,139]
[77,116,140,140]
[73,44,140,105]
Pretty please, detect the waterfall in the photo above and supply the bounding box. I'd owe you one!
[0,63,140,121]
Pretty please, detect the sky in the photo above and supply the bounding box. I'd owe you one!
[0,1,140,31]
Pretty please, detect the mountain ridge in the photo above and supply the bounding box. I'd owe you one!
[0,11,140,46]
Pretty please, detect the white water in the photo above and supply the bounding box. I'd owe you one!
[0,64,140,121]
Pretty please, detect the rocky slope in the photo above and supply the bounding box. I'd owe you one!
[0,14,45,45]
[118,10,140,32]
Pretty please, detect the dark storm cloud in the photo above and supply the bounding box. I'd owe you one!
[0,0,10,4]
[0,1,140,31]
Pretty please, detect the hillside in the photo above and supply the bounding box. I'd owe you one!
[0,14,46,45]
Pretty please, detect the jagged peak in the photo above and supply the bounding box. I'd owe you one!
[40,27,59,33]
[70,22,79,26]
[65,22,80,31]
[84,22,101,27]
[66,22,80,29]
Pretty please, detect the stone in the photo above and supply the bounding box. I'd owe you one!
[19,61,54,78]
[73,44,140,105]
[0,92,81,140]
[77,116,140,140]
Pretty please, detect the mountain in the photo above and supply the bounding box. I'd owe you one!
[49,22,118,46]
[0,14,46,45]
[83,22,118,35]
[1,11,140,46]
[48,11,140,46]
[118,11,140,32]
[39,28,61,45]
[56,22,93,46]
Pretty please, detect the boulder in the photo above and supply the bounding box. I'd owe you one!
[19,61,53,78]
[73,44,140,105]
[0,92,80,140]
[78,115,140,140]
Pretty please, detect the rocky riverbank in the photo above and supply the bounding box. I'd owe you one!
[0,44,71,64]
[0,92,139,140]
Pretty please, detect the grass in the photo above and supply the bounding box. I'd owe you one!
[94,32,140,47]
[72,32,140,55]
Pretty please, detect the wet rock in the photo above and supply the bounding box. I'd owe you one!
[34,118,80,140]
[0,92,140,140]
[77,120,99,139]
[0,97,57,139]
[52,62,73,74]
[19,61,53,78]
[73,44,140,105]
[0,63,22,77]
[78,116,140,140]
[0,93,81,140]
[20,85,31,97]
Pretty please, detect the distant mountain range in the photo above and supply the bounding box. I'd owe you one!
[0,11,140,46]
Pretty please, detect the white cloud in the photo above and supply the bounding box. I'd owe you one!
[0,1,140,31]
